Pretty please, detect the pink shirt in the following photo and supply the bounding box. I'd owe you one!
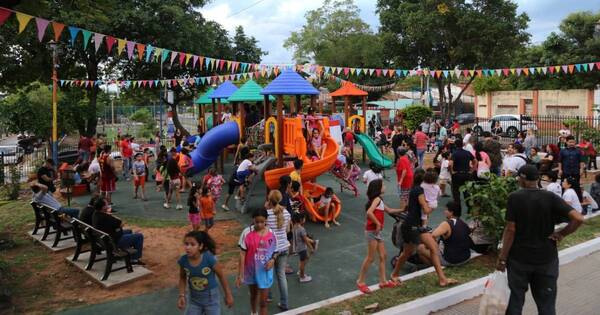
[413,131,429,150]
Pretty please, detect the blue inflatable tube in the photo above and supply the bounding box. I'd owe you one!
[189,122,239,174]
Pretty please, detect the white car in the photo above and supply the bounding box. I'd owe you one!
[473,114,538,138]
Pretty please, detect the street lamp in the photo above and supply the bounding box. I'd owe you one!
[47,40,60,164]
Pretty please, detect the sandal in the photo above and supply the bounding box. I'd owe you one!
[440,278,459,287]
[356,282,371,294]
[379,280,399,289]
[390,275,402,285]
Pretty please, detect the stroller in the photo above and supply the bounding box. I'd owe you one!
[388,212,432,269]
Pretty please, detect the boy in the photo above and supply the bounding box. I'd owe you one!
[132,153,147,200]
[292,212,318,283]
[290,159,304,193]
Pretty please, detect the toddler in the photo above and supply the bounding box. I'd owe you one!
[132,153,147,200]
[420,169,441,227]
[187,184,201,231]
[292,212,317,283]
[438,152,451,196]
[199,186,216,231]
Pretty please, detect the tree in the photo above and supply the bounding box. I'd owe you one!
[378,0,530,116]
[233,26,266,64]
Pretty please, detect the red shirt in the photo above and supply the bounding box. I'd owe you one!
[396,156,414,189]
[413,131,429,150]
[365,199,385,231]
[120,140,133,158]
[344,132,354,143]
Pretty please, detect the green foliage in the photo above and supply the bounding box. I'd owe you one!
[129,108,156,139]
[233,26,267,64]
[472,77,511,95]
[399,105,433,130]
[461,175,519,246]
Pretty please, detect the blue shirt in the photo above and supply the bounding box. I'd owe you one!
[559,147,582,175]
[178,252,218,304]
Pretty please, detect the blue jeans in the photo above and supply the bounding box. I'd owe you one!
[118,229,144,260]
[58,207,79,218]
[417,149,426,168]
[122,157,131,178]
[185,287,220,315]
[274,252,289,308]
[79,150,89,163]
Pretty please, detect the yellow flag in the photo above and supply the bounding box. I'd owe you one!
[154,48,162,62]
[16,13,33,34]
[117,39,126,55]
[185,53,192,65]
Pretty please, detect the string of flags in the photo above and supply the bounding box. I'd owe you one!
[2,6,600,81]
[324,73,397,92]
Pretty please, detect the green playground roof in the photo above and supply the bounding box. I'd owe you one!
[195,88,228,105]
[227,80,275,102]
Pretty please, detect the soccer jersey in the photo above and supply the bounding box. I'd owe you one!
[242,229,276,289]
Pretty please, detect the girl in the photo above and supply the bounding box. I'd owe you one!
[310,121,327,160]
[177,231,234,315]
[562,176,583,213]
[439,151,451,197]
[132,153,147,201]
[362,162,383,186]
[234,137,249,165]
[344,158,361,187]
[179,148,194,193]
[316,187,339,228]
[474,142,491,180]
[155,145,168,192]
[236,209,276,315]
[187,184,201,231]
[356,179,403,294]
[292,212,317,283]
[421,169,441,227]
[165,157,182,209]
[265,190,291,311]
[199,186,216,231]
[205,168,226,203]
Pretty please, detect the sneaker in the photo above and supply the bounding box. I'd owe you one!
[299,275,312,283]
[313,239,319,252]
[176,204,183,210]
[277,303,288,311]
[163,203,170,209]
[234,195,240,200]
[221,204,230,211]
[285,266,294,275]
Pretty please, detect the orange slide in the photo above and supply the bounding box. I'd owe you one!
[263,117,342,222]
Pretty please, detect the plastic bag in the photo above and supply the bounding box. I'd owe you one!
[479,271,510,315]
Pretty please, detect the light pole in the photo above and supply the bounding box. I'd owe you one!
[47,40,60,163]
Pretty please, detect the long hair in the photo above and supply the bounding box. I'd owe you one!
[365,179,383,211]
[474,141,484,161]
[412,168,426,187]
[184,230,216,254]
[187,182,200,207]
[268,190,285,228]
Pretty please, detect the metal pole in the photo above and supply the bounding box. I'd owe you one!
[111,97,115,125]
[51,42,59,163]
[159,61,164,142]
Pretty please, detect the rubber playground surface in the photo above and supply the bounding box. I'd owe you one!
[63,158,450,315]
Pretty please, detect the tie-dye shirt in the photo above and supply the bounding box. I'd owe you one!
[240,228,276,289]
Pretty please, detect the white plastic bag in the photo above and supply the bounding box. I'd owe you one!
[479,271,510,315]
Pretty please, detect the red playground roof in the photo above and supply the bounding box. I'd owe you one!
[329,81,368,97]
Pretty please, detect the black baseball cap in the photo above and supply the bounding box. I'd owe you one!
[518,165,539,181]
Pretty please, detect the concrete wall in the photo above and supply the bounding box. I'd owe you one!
[475,89,593,118]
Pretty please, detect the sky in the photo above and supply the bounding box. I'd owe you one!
[199,0,600,65]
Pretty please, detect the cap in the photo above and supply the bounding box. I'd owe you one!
[517,165,539,181]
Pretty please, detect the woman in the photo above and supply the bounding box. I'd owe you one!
[490,120,502,136]
[473,142,491,180]
[539,143,559,175]
[390,169,457,287]
[523,128,537,157]
[309,121,327,160]
[265,190,291,311]
[416,201,472,266]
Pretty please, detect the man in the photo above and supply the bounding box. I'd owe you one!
[77,134,92,163]
[79,195,99,225]
[448,138,475,210]
[31,181,79,218]
[413,126,429,168]
[419,119,430,136]
[497,165,583,314]
[438,122,447,148]
[481,132,502,176]
[503,143,527,177]
[36,159,57,193]
[558,135,585,186]
[396,148,413,210]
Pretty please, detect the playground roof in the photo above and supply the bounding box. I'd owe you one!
[260,70,319,96]
[329,81,368,97]
[194,88,229,104]
[227,80,275,102]
[210,81,238,99]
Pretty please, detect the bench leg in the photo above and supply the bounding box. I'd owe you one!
[41,224,51,241]
[125,256,134,273]
[52,228,62,248]
[32,220,41,235]
[72,242,82,261]
[86,250,97,270]
[102,259,113,281]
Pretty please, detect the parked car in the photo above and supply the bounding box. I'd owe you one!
[455,113,476,124]
[0,145,24,165]
[473,114,538,138]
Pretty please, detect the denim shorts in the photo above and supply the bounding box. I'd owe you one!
[365,230,384,241]
[186,287,220,315]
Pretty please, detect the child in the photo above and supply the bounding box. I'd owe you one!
[562,176,583,213]
[177,231,233,314]
[439,152,451,197]
[316,187,339,228]
[289,181,306,215]
[545,170,562,198]
[292,212,317,283]
[421,169,442,227]
[236,209,276,315]
[290,159,304,193]
[187,183,201,231]
[356,179,403,294]
[199,186,215,231]
[362,161,383,186]
[132,153,147,201]
[222,149,256,211]
[344,158,361,186]
[206,168,226,203]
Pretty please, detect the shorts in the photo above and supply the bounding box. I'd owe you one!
[202,217,214,228]
[298,250,309,262]
[399,187,410,202]
[440,252,469,267]
[401,223,422,245]
[100,177,116,193]
[365,230,384,241]
[185,287,220,315]
[134,176,146,187]
[439,178,450,186]
[170,178,181,190]
[188,213,200,226]
[244,266,273,289]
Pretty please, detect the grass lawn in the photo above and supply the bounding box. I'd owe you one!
[310,215,600,314]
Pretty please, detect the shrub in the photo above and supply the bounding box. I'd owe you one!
[399,105,433,131]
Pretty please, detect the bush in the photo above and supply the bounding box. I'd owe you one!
[129,108,156,140]
[399,105,433,131]
[461,175,519,247]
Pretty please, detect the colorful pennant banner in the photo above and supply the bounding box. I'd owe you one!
[324,73,396,92]
[2,6,600,81]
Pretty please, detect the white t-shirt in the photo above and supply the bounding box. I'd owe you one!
[439,159,450,180]
[562,188,582,213]
[237,159,253,173]
[363,170,383,185]
[88,158,100,174]
[463,133,472,146]
[222,112,232,122]
[583,190,598,210]
[503,154,527,175]
[545,182,562,198]
[421,183,441,209]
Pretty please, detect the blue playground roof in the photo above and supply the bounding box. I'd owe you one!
[260,70,319,96]
[210,81,238,99]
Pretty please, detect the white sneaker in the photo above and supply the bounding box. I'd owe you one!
[163,203,169,209]
[234,195,240,200]
[299,275,312,283]
[176,204,183,210]
[313,240,319,253]
[221,204,230,211]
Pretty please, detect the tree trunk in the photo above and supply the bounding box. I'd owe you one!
[84,53,99,136]
[450,76,476,114]
[161,88,191,137]
[447,81,454,116]
[435,78,446,118]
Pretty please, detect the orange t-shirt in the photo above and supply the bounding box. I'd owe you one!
[198,195,215,219]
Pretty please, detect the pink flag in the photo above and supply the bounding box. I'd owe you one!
[170,51,178,65]
[126,41,135,59]
[93,33,104,52]
[35,18,49,42]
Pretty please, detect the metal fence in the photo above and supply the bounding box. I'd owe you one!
[0,146,48,184]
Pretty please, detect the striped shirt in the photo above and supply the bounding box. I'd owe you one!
[267,208,291,253]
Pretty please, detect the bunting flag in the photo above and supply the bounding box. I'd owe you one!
[35,18,49,42]
[51,22,64,41]
[93,32,104,52]
[0,7,11,26]
[68,26,80,46]
[105,35,116,54]
[15,12,32,33]
[81,29,92,50]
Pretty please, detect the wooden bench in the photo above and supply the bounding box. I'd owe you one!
[84,226,136,281]
[70,218,93,262]
[39,205,75,248]
[30,202,47,235]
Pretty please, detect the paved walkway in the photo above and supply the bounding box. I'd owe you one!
[434,250,600,315]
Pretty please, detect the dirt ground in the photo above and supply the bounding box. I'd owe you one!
[3,219,241,315]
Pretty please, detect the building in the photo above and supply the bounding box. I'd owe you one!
[474,89,597,118]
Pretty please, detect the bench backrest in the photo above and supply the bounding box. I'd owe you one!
[70,218,92,243]
[84,226,117,255]
[30,202,44,222]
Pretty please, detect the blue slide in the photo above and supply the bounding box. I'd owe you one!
[190,122,240,174]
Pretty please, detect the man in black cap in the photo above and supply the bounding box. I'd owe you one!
[497,165,584,315]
